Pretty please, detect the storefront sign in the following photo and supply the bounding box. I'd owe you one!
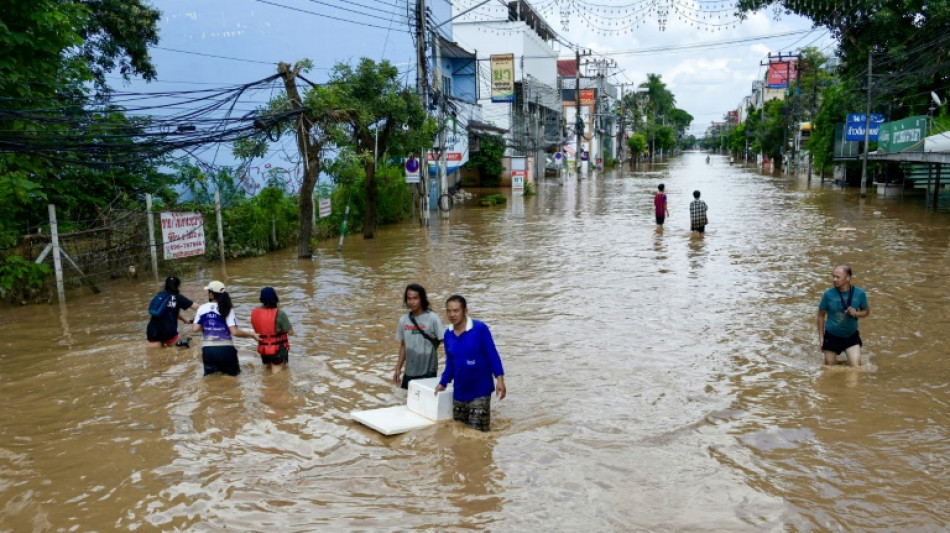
[878,116,927,153]
[490,54,515,103]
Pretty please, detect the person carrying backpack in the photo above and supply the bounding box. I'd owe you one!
[146,276,199,347]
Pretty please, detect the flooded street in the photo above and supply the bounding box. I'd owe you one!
[1,152,948,531]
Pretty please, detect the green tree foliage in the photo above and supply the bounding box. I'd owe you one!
[809,84,862,171]
[464,134,506,186]
[320,59,436,239]
[758,99,788,165]
[0,0,165,241]
[737,0,950,117]
[627,133,648,162]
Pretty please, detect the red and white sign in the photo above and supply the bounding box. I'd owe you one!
[318,198,332,218]
[427,153,463,162]
[160,212,205,260]
[767,60,797,88]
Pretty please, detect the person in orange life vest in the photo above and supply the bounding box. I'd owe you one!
[251,287,295,373]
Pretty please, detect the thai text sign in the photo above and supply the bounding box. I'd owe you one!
[160,212,205,259]
[318,198,332,218]
[580,89,595,105]
[845,114,885,141]
[878,116,927,153]
[490,54,515,103]
[767,59,797,88]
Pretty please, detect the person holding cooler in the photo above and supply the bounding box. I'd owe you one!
[435,295,506,432]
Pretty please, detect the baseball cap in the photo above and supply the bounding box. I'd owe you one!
[204,280,226,293]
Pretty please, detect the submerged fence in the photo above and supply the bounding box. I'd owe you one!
[2,192,299,304]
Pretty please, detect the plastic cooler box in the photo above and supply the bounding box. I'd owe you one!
[351,377,453,435]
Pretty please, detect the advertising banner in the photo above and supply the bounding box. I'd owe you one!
[845,114,886,141]
[160,212,205,260]
[878,116,927,153]
[767,60,797,88]
[490,54,515,103]
[580,89,595,105]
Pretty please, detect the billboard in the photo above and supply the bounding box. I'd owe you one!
[580,89,595,105]
[767,60,797,88]
[878,116,927,153]
[160,212,205,260]
[845,114,885,141]
[490,54,515,103]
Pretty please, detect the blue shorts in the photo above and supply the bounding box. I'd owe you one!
[202,345,240,376]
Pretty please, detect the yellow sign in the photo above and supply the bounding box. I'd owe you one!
[490,54,515,103]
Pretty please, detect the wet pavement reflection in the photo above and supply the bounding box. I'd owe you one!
[1,152,948,531]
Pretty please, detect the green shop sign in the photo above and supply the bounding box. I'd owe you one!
[878,116,927,153]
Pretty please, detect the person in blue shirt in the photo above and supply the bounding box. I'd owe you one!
[435,295,506,431]
[146,276,198,347]
[817,265,871,366]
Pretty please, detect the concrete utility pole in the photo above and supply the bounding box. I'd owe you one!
[618,83,626,163]
[416,0,427,107]
[574,48,591,174]
[860,50,872,198]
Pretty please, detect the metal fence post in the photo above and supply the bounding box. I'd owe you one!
[48,204,66,303]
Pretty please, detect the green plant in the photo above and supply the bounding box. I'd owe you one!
[522,182,535,196]
[465,134,505,186]
[0,256,52,303]
[479,193,507,206]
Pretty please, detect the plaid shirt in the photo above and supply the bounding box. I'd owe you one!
[689,199,708,228]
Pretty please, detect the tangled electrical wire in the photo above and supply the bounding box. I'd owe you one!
[0,74,299,167]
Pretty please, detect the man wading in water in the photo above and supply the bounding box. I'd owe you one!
[817,265,870,367]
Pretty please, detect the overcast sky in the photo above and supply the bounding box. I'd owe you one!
[135,0,836,149]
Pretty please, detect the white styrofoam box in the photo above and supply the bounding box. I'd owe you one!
[407,377,454,421]
[351,406,435,436]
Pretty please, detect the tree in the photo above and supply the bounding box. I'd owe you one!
[737,0,950,117]
[321,58,435,239]
[627,133,648,163]
[638,74,676,118]
[465,134,505,186]
[0,0,163,242]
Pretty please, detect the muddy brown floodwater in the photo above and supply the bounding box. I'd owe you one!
[1,152,948,531]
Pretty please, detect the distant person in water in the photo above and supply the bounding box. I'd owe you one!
[146,276,199,347]
[654,183,669,226]
[192,281,259,376]
[817,265,870,367]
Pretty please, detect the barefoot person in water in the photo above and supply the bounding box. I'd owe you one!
[817,265,870,366]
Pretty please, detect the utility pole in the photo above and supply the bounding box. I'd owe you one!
[574,48,591,175]
[431,26,449,219]
[618,83,626,163]
[415,0,428,107]
[860,49,872,198]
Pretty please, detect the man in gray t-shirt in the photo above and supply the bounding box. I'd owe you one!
[393,284,444,389]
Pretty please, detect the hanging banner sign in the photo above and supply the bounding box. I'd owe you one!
[845,114,886,141]
[490,54,515,103]
[160,212,205,259]
[318,198,332,218]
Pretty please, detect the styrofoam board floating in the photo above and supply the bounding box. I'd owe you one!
[351,405,436,436]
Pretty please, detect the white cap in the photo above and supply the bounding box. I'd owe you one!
[204,280,226,293]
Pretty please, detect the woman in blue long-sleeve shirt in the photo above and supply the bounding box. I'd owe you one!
[435,295,506,431]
